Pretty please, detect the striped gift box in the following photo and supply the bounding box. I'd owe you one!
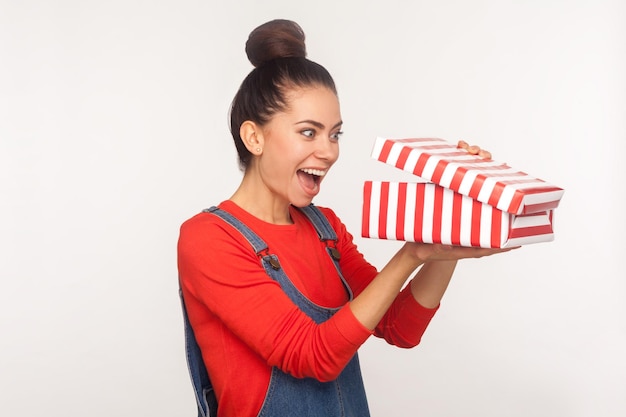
[362,138,564,248]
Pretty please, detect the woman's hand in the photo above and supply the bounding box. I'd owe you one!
[457,139,492,160]
[404,241,518,264]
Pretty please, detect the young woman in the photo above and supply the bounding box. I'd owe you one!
[178,19,513,417]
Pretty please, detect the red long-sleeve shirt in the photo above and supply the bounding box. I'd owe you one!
[177,201,438,417]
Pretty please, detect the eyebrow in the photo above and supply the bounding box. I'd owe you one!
[295,119,343,130]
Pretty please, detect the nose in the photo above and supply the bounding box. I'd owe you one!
[315,136,339,162]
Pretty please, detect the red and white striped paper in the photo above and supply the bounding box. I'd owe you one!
[362,181,555,248]
[372,137,564,215]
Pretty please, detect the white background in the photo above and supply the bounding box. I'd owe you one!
[1,1,625,416]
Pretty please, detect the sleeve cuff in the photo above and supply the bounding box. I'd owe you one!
[397,283,440,319]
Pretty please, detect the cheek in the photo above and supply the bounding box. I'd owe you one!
[260,148,296,179]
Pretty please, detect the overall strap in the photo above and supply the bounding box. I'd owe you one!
[202,206,269,255]
[297,203,338,241]
[180,204,351,417]
[297,205,346,291]
[180,206,275,417]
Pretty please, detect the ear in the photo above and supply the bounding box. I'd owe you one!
[240,120,265,154]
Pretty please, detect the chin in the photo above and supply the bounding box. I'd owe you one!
[290,196,315,208]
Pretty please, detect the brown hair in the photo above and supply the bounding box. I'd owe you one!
[229,19,337,170]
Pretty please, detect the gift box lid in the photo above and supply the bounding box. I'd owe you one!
[371,137,564,215]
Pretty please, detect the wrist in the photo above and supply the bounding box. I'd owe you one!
[400,243,425,269]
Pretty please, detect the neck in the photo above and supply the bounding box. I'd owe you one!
[230,172,293,225]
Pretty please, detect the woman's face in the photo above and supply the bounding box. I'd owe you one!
[256,85,342,208]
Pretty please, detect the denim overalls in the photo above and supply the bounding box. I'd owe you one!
[179,204,371,417]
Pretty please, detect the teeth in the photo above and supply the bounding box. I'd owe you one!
[300,168,326,177]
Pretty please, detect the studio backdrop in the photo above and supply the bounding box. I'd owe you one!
[1,1,624,416]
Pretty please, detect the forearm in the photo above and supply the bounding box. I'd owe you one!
[410,260,457,308]
[349,244,423,330]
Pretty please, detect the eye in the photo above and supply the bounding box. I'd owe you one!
[330,131,344,141]
[301,129,315,138]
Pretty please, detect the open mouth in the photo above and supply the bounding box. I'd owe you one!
[297,168,326,193]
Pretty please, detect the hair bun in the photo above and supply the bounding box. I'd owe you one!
[245,19,307,67]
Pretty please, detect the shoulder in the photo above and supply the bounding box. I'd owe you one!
[179,209,230,239]
[178,207,256,258]
[315,205,341,226]
[179,202,249,238]
[313,205,339,220]
[308,204,353,240]
[311,204,378,283]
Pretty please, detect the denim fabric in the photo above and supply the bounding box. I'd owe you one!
[179,288,217,417]
[255,251,370,417]
[181,204,370,417]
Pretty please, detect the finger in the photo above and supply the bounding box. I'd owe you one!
[457,140,469,150]
[481,246,520,255]
[478,149,492,160]
[467,145,480,155]
[454,246,519,258]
